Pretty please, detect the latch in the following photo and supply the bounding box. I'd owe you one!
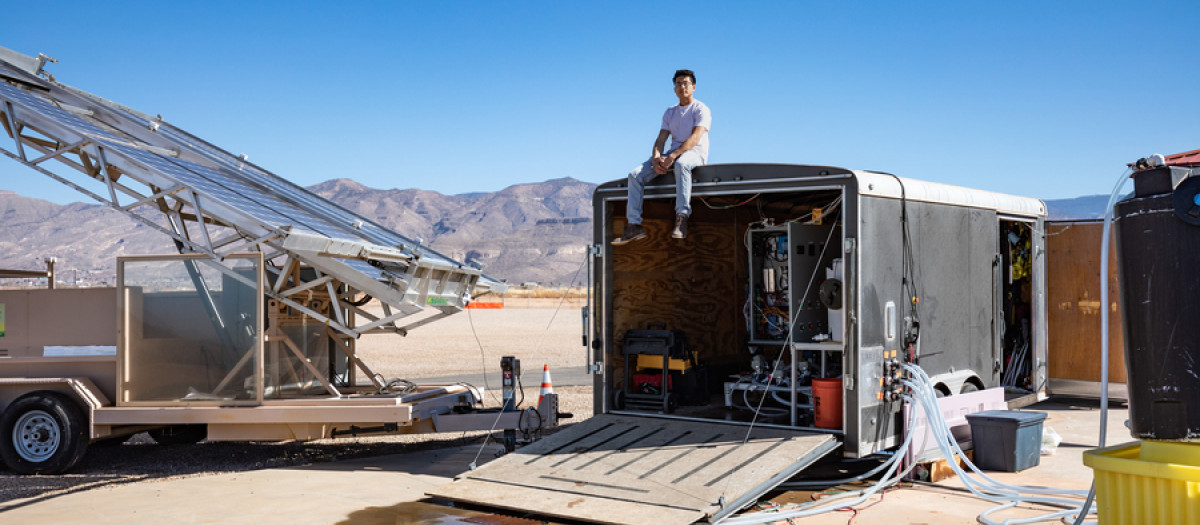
[581,305,590,347]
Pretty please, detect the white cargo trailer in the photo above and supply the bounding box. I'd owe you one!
[433,164,1048,524]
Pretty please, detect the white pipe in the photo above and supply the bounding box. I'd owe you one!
[899,365,1095,524]
[1069,167,1132,525]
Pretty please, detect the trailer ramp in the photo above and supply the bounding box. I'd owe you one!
[429,414,839,525]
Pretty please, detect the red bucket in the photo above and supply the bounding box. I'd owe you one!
[811,378,843,429]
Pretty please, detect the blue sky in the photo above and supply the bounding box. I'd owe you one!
[3,1,1197,205]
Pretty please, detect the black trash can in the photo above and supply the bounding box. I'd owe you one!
[1115,166,1200,440]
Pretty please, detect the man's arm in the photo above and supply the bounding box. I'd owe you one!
[662,126,708,168]
[651,129,671,174]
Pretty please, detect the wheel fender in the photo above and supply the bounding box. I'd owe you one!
[0,377,107,438]
[927,369,981,396]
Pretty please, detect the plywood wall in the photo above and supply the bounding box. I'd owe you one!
[608,200,749,380]
[1046,222,1126,382]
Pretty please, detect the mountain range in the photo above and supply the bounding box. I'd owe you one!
[0,178,1105,287]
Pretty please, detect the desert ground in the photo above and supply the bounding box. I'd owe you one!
[357,296,590,380]
[0,299,592,504]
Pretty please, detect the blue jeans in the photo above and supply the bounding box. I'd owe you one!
[625,149,701,225]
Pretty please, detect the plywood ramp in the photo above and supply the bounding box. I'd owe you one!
[429,415,838,525]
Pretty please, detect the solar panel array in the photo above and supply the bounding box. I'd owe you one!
[0,54,504,335]
[0,64,474,270]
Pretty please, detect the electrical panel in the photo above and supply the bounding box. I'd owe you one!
[748,222,841,344]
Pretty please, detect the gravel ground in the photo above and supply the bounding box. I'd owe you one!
[1,303,592,505]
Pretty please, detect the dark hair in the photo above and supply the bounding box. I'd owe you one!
[673,69,696,85]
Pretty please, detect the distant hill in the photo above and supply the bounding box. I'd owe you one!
[307,177,595,285]
[0,178,597,286]
[1043,194,1110,220]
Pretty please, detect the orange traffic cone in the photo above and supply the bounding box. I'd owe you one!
[538,364,554,406]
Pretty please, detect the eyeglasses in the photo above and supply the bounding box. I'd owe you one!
[673,80,693,87]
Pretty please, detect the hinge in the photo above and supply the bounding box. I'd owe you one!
[588,361,602,373]
[844,238,856,253]
[588,244,602,257]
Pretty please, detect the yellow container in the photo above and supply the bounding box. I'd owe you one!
[1083,440,1200,524]
[635,354,692,372]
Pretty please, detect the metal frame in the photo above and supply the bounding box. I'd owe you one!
[0,51,505,343]
[116,253,266,407]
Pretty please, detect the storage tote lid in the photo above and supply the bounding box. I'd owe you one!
[965,410,1048,426]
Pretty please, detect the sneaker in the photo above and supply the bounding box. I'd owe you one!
[672,214,688,239]
[613,223,646,245]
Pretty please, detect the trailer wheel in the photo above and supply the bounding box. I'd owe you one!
[666,393,680,413]
[0,391,90,475]
[611,390,626,410]
[960,382,980,394]
[149,425,207,445]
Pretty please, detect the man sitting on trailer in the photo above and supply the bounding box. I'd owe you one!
[613,69,711,245]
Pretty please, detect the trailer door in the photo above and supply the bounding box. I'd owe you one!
[429,414,839,525]
[851,198,998,456]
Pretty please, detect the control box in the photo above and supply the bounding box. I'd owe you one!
[748,222,841,344]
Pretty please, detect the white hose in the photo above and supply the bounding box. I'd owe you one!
[720,405,918,524]
[729,376,790,418]
[1069,167,1132,524]
[900,364,1096,524]
[777,451,899,489]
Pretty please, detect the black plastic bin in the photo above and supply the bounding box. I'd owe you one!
[1115,166,1200,440]
[965,410,1047,472]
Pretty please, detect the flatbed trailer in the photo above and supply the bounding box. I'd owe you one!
[0,47,558,474]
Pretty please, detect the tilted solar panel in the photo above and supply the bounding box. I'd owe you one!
[0,49,504,338]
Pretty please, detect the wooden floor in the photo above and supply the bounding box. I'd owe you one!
[428,414,839,525]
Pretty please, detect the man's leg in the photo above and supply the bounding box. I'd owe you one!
[626,159,659,225]
[671,151,702,238]
[613,159,658,245]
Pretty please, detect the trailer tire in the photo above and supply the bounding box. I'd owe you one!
[960,381,980,394]
[0,391,90,475]
[611,390,625,410]
[149,425,207,445]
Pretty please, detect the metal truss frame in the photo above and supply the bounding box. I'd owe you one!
[0,54,505,341]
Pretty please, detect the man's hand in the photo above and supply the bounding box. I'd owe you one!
[651,129,671,174]
[653,154,671,175]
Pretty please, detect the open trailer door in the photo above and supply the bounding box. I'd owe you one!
[428,414,839,525]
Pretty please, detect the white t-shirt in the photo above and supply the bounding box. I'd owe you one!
[661,100,711,163]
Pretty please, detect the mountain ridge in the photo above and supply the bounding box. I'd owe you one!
[0,180,1107,286]
[0,178,598,286]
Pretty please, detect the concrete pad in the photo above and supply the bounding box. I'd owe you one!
[0,445,498,525]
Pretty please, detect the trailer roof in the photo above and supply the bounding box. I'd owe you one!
[597,163,1046,218]
[854,170,1046,218]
